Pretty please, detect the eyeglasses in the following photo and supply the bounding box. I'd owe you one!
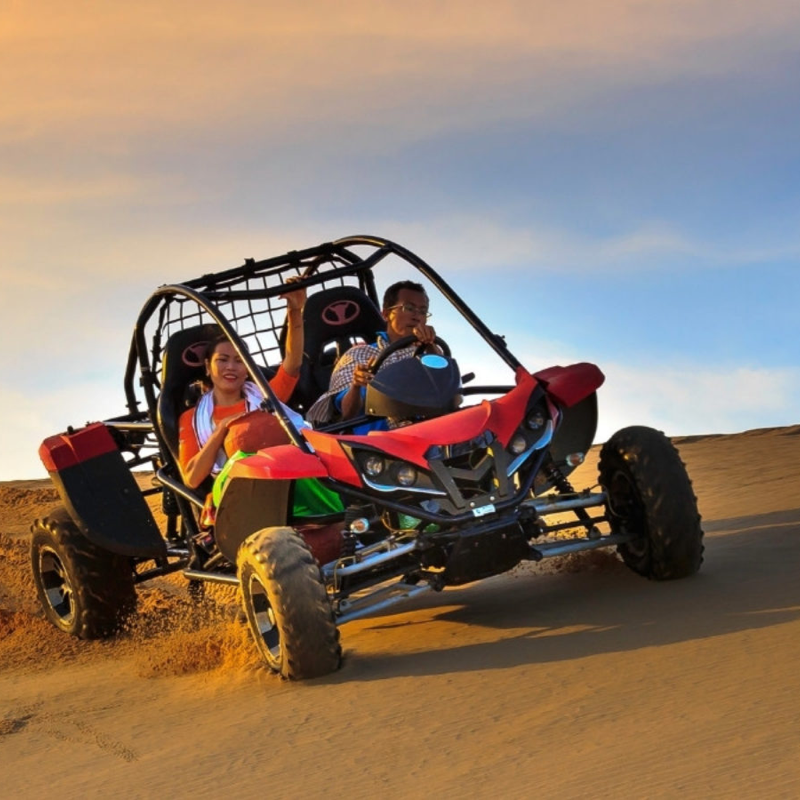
[387,303,432,319]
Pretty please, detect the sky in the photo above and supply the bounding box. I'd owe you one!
[2,0,799,481]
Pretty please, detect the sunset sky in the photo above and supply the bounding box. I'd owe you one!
[2,1,799,480]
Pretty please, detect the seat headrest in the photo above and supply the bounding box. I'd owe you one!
[283,286,386,412]
[302,285,385,363]
[156,323,221,461]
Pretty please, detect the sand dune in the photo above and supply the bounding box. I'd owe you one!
[1,425,799,797]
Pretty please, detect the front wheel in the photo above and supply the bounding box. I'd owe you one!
[599,426,704,580]
[237,526,341,679]
[30,507,137,638]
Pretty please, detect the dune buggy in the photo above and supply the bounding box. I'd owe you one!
[31,235,704,679]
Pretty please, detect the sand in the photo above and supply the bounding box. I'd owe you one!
[1,425,799,798]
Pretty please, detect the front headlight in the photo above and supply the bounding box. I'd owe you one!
[395,464,418,486]
[509,434,527,455]
[363,455,385,477]
[526,410,546,430]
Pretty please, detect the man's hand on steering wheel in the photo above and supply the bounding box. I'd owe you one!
[412,322,438,347]
[368,333,452,375]
[352,327,437,386]
[342,332,452,420]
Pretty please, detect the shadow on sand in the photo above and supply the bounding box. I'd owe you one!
[329,507,800,682]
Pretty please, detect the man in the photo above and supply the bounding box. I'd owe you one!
[306,280,437,427]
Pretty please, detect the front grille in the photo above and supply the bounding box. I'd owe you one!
[427,432,515,514]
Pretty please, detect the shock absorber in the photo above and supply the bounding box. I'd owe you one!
[544,460,600,538]
[545,460,576,494]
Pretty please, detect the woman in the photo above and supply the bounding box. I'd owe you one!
[178,283,305,489]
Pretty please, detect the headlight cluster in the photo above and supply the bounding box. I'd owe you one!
[351,448,445,495]
[505,403,554,476]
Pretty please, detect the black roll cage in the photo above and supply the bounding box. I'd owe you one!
[123,235,524,476]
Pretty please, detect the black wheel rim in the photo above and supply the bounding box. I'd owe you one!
[39,546,75,627]
[246,573,282,670]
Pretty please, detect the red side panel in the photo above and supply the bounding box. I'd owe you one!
[39,422,118,472]
[533,363,605,408]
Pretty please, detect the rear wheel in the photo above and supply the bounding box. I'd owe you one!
[30,507,137,638]
[599,426,704,580]
[237,526,341,679]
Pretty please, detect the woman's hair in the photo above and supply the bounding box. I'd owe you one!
[204,334,233,361]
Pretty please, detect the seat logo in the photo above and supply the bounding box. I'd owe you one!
[182,341,209,367]
[322,300,360,326]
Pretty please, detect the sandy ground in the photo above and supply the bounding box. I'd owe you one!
[1,425,799,798]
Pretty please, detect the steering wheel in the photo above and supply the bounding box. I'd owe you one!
[369,334,452,374]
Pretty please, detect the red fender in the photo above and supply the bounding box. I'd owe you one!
[226,445,328,480]
[533,362,605,408]
[37,423,165,559]
[39,422,117,471]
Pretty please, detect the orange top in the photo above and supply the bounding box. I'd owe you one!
[178,367,298,478]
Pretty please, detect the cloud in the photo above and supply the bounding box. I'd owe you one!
[3,207,794,332]
[0,173,162,206]
[4,0,800,148]
[4,2,799,284]
[594,362,800,440]
[318,215,800,275]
